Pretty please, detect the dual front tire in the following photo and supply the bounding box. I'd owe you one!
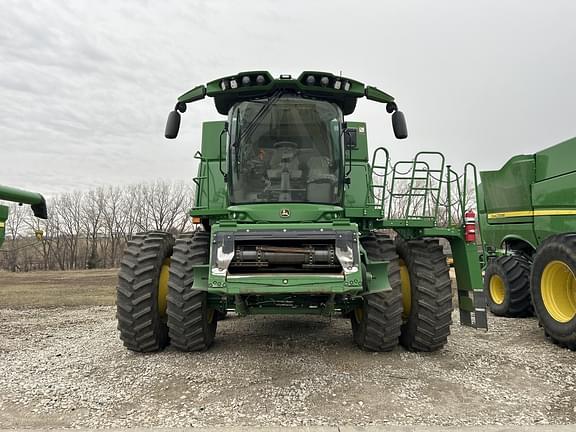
[116,231,216,352]
[352,233,452,352]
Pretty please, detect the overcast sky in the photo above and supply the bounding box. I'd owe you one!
[1,0,575,196]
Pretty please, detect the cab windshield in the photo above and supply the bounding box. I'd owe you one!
[229,95,343,205]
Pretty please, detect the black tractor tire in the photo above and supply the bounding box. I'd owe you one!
[484,255,532,317]
[530,234,576,350]
[116,231,174,352]
[395,237,452,352]
[167,231,217,351]
[351,232,402,351]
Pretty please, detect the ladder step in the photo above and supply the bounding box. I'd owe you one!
[393,176,429,181]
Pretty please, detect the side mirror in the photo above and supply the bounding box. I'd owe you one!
[165,110,181,139]
[344,127,358,149]
[392,111,408,139]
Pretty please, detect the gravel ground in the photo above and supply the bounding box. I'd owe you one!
[0,304,575,429]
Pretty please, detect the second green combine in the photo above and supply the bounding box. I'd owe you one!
[478,138,576,350]
[117,71,486,353]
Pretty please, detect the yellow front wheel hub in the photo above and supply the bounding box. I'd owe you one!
[399,259,412,318]
[158,258,171,317]
[489,274,506,305]
[541,260,576,323]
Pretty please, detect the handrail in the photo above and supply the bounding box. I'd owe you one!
[192,152,210,210]
[368,147,390,214]
[387,151,444,221]
[366,149,484,231]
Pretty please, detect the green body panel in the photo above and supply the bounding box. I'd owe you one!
[343,164,371,211]
[200,121,227,160]
[532,168,576,243]
[533,215,576,245]
[363,261,391,293]
[534,137,576,182]
[347,121,370,162]
[343,122,373,217]
[226,203,343,223]
[190,121,228,220]
[479,154,535,217]
[478,137,576,254]
[478,214,538,253]
[532,169,576,210]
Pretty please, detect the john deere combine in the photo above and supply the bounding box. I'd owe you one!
[117,71,486,353]
[0,185,47,248]
[479,137,576,349]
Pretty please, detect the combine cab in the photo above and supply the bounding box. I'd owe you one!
[117,71,486,353]
[479,137,576,349]
[0,185,47,248]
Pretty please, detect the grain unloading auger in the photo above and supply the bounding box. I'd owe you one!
[0,185,47,248]
[117,71,487,353]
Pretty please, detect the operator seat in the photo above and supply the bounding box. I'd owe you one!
[266,142,302,180]
[306,156,336,202]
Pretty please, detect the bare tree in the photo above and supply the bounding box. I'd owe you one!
[1,179,200,272]
[2,204,28,271]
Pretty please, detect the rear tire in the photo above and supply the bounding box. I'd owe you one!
[395,238,452,352]
[351,232,402,351]
[167,231,217,351]
[531,234,576,350]
[116,231,174,352]
[484,255,532,317]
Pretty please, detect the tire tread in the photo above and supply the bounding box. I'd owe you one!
[116,231,174,352]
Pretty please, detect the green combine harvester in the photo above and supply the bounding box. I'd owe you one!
[479,137,576,350]
[117,71,487,353]
[0,185,48,248]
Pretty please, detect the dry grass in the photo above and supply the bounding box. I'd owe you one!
[0,269,117,307]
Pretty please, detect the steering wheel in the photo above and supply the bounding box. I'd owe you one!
[273,141,299,149]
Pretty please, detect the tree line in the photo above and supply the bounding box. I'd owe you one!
[1,181,195,272]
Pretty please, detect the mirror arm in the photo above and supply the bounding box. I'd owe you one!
[177,85,207,104]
